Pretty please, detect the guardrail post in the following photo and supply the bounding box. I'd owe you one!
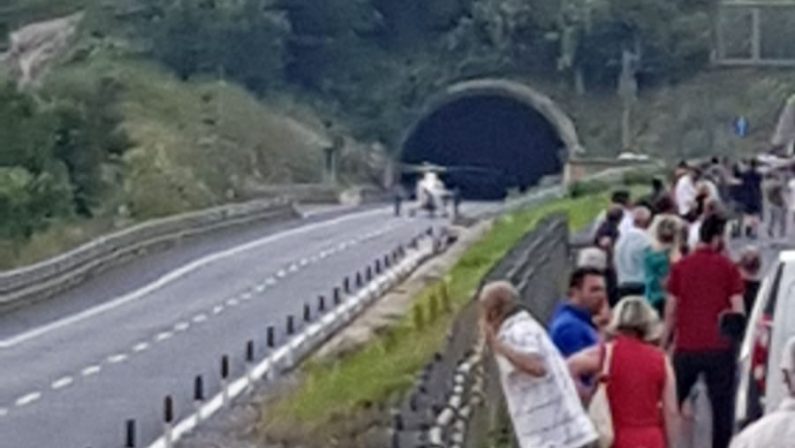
[303,304,312,323]
[287,315,295,335]
[356,272,363,288]
[343,277,351,293]
[366,266,373,281]
[318,295,326,313]
[333,287,342,305]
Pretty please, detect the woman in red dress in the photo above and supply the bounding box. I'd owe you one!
[569,296,681,448]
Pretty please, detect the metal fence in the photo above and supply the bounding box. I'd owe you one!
[389,215,571,448]
[716,1,795,66]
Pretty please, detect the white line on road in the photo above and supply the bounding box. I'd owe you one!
[300,258,308,266]
[0,408,7,417]
[81,365,101,377]
[242,292,252,300]
[107,354,128,364]
[255,284,266,292]
[133,342,150,352]
[265,277,276,286]
[51,377,74,390]
[156,332,173,342]
[174,322,190,332]
[15,392,41,407]
[192,314,208,324]
[0,207,388,349]
[226,299,239,307]
[276,270,287,278]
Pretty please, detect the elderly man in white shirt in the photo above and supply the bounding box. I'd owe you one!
[480,281,597,448]
[731,336,795,448]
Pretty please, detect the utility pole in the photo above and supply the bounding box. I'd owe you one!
[618,41,640,152]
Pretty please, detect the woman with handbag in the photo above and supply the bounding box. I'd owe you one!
[568,296,680,448]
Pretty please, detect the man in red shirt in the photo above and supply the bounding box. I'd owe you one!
[664,214,745,448]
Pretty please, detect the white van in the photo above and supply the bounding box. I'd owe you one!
[735,250,795,429]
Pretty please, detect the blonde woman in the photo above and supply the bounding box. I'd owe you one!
[568,297,680,448]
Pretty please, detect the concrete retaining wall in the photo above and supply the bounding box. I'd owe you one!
[0,198,299,310]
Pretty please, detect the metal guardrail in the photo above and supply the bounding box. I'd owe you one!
[388,216,570,448]
[0,198,298,310]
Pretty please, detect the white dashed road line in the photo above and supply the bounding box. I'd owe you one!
[226,299,239,307]
[212,305,224,315]
[107,354,128,364]
[133,342,150,353]
[81,365,101,377]
[192,314,208,324]
[174,322,190,332]
[0,408,8,417]
[156,332,173,342]
[51,377,74,390]
[15,392,41,407]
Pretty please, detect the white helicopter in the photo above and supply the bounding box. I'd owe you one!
[401,162,456,218]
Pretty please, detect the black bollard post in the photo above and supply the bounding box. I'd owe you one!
[384,254,391,268]
[333,287,342,305]
[164,396,174,424]
[343,277,350,293]
[125,419,136,447]
[303,304,312,323]
[356,272,363,288]
[287,315,295,335]
[246,340,255,363]
[366,266,373,281]
[221,355,230,380]
[375,259,382,274]
[318,295,326,312]
[267,326,275,348]
[194,376,204,402]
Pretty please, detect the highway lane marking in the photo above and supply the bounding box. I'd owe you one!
[0,408,7,417]
[156,331,173,342]
[15,392,41,407]
[242,292,253,300]
[107,354,129,364]
[133,342,150,352]
[174,322,190,332]
[0,207,389,349]
[212,305,224,315]
[51,377,74,390]
[226,299,239,307]
[192,314,208,324]
[265,277,276,286]
[255,284,266,292]
[81,365,101,377]
[300,258,308,266]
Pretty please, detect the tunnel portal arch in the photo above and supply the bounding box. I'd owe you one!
[401,79,582,199]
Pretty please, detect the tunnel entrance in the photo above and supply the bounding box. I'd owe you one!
[401,80,580,200]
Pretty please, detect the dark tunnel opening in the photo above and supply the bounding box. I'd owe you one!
[402,94,565,200]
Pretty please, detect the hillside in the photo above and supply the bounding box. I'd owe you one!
[1,0,794,268]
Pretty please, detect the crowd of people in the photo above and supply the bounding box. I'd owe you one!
[478,158,795,448]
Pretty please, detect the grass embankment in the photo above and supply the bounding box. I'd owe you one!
[262,190,622,435]
[1,58,331,269]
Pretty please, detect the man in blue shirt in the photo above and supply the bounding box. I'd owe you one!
[549,267,608,357]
